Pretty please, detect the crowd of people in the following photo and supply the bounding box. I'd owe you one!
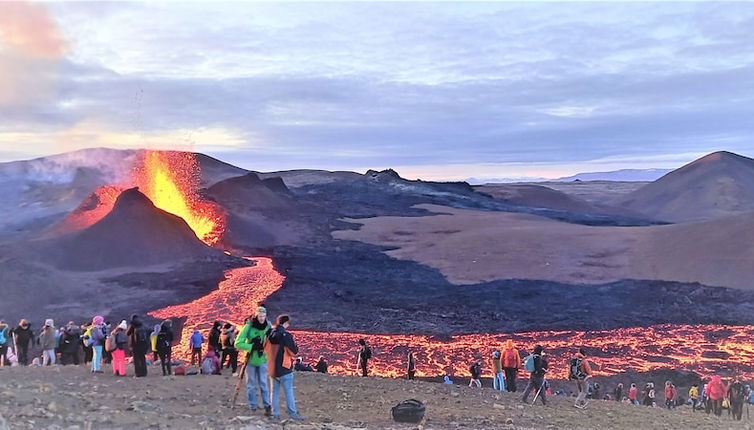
[2,314,753,422]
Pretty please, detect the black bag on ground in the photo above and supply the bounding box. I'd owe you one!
[391,399,425,423]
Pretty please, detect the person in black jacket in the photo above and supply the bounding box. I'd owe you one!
[208,321,222,355]
[156,319,174,376]
[315,356,328,374]
[268,314,304,421]
[60,321,81,365]
[10,319,35,366]
[521,345,548,406]
[127,314,150,377]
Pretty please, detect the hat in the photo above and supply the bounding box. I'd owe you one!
[118,320,127,330]
[44,319,54,327]
[92,315,104,325]
[257,306,267,316]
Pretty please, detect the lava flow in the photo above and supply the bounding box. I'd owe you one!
[151,259,754,381]
[133,150,225,245]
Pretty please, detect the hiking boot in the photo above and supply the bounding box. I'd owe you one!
[289,414,305,421]
[264,406,272,417]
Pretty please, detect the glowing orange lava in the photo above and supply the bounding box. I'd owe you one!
[133,151,225,245]
[151,258,754,380]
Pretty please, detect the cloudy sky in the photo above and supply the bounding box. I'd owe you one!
[0,1,753,180]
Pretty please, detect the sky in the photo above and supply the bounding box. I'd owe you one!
[0,1,753,181]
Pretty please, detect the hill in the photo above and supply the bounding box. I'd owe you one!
[615,151,754,222]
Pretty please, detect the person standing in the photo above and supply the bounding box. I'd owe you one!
[407,352,416,380]
[689,383,700,412]
[235,306,272,415]
[628,383,639,405]
[60,322,81,365]
[502,340,521,392]
[521,345,548,405]
[10,319,34,366]
[127,314,150,377]
[220,322,239,374]
[150,324,161,363]
[89,316,107,373]
[0,320,10,366]
[356,339,372,377]
[39,319,57,366]
[707,375,726,416]
[156,319,174,376]
[469,360,482,388]
[613,383,623,402]
[110,320,129,377]
[664,380,677,409]
[267,314,304,421]
[208,321,223,355]
[189,329,204,366]
[491,350,505,391]
[570,347,593,409]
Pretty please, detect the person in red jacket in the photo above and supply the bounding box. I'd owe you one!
[707,375,727,416]
[501,340,521,392]
[628,383,639,405]
[664,381,677,409]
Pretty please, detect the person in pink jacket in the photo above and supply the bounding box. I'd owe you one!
[707,375,727,416]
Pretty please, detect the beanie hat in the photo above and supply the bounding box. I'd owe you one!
[118,320,128,330]
[257,306,267,316]
[93,315,104,325]
[44,319,54,327]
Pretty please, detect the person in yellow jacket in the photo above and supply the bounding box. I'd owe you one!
[689,384,700,412]
[150,324,160,362]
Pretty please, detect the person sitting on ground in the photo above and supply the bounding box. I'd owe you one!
[443,375,453,385]
[110,320,129,377]
[201,348,222,375]
[570,347,592,409]
[468,360,482,388]
[315,356,328,374]
[689,383,700,412]
[294,357,314,372]
[521,345,548,406]
[189,329,204,366]
[39,319,57,366]
[628,383,639,405]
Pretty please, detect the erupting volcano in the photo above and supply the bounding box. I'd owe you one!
[133,150,226,245]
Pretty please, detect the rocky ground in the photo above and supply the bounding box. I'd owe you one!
[0,365,750,430]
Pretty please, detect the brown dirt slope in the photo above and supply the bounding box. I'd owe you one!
[39,187,219,271]
[334,204,754,289]
[0,365,743,430]
[615,151,754,222]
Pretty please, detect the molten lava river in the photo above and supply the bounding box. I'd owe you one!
[151,258,754,380]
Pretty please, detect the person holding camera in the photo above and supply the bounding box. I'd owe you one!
[235,305,273,416]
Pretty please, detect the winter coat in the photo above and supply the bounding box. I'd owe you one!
[628,387,638,400]
[492,355,502,373]
[156,325,174,353]
[0,324,9,345]
[665,385,675,401]
[11,325,34,346]
[266,324,299,378]
[126,316,150,353]
[90,324,106,347]
[315,358,328,374]
[189,330,204,349]
[61,326,81,354]
[39,327,57,350]
[708,376,726,400]
[529,354,548,378]
[114,330,129,351]
[470,363,482,379]
[208,324,222,351]
[502,347,520,368]
[220,326,237,350]
[689,386,699,399]
[235,317,271,367]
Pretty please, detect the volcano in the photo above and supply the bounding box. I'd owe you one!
[615,151,754,222]
[45,187,220,271]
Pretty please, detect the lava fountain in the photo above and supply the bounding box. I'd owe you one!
[133,150,225,245]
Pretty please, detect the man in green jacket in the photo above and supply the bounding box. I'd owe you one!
[235,306,273,415]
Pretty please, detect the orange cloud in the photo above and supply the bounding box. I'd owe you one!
[0,1,67,58]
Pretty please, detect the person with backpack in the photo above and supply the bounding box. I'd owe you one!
[643,382,656,407]
[613,383,623,402]
[126,314,150,377]
[729,380,747,421]
[10,319,35,366]
[356,338,372,377]
[491,350,504,391]
[189,328,204,366]
[266,314,304,421]
[502,340,521,392]
[80,323,93,366]
[235,306,272,415]
[628,383,639,405]
[468,360,482,388]
[407,352,416,380]
[708,375,726,416]
[39,319,57,366]
[569,347,592,409]
[208,321,223,356]
[315,356,328,374]
[88,316,107,373]
[150,324,161,363]
[60,321,81,365]
[156,319,174,376]
[110,320,129,376]
[220,322,238,374]
[689,383,700,411]
[664,381,677,409]
[521,345,548,406]
[201,348,222,375]
[0,320,9,366]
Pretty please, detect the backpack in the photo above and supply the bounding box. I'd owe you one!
[391,399,425,423]
[0,327,6,345]
[201,357,214,375]
[569,357,587,380]
[156,331,170,352]
[523,354,536,372]
[105,335,116,352]
[174,366,186,376]
[363,346,373,360]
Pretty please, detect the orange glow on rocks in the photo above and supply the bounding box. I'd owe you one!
[152,258,754,380]
[133,150,225,245]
